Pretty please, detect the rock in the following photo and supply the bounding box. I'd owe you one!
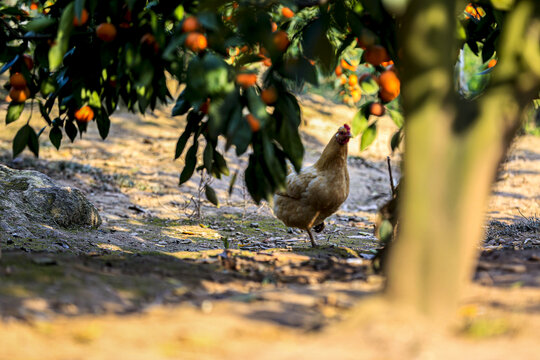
[0,164,101,248]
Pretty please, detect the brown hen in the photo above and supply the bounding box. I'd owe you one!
[274,124,352,247]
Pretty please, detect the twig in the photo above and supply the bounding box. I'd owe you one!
[386,156,396,197]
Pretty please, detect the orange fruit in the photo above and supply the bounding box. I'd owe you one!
[10,73,27,90]
[260,55,272,67]
[246,114,260,132]
[30,2,38,10]
[348,74,358,87]
[369,102,385,116]
[96,23,117,42]
[23,54,34,70]
[141,33,156,45]
[182,16,200,33]
[271,22,278,32]
[364,45,390,66]
[261,87,278,105]
[9,87,30,103]
[340,58,357,72]
[73,8,89,26]
[281,7,294,18]
[487,59,497,68]
[379,70,400,94]
[236,73,257,88]
[74,105,94,122]
[351,89,361,103]
[273,30,290,52]
[340,75,347,85]
[233,2,239,9]
[381,60,394,67]
[185,32,207,52]
[335,65,343,76]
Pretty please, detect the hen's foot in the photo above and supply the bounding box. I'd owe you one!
[313,222,325,233]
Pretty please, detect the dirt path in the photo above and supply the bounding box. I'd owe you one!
[0,93,539,359]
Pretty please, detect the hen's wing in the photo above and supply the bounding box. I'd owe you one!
[276,166,317,200]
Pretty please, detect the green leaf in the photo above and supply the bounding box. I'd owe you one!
[25,17,56,32]
[226,104,251,155]
[214,151,229,176]
[27,126,39,157]
[49,126,62,150]
[173,5,184,20]
[74,0,86,23]
[65,120,78,142]
[390,129,402,151]
[377,219,394,243]
[228,170,239,196]
[175,111,201,159]
[203,142,213,172]
[12,125,31,157]
[172,91,191,116]
[96,111,110,140]
[48,2,75,70]
[179,140,198,185]
[38,102,52,125]
[246,87,270,125]
[352,105,370,137]
[360,122,377,151]
[205,184,219,207]
[359,77,380,95]
[6,103,24,125]
[301,17,335,73]
[388,109,404,128]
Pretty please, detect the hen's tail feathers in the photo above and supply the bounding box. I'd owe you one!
[313,222,325,233]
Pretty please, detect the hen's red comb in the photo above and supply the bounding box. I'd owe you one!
[343,124,350,131]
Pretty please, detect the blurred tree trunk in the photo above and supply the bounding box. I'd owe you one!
[385,0,540,321]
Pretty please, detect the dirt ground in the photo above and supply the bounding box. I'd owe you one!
[0,92,539,360]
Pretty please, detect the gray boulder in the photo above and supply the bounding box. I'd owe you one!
[0,164,101,249]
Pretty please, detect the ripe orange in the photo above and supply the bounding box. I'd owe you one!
[369,102,385,116]
[10,73,27,90]
[488,59,497,68]
[340,58,356,72]
[261,87,278,105]
[246,114,260,132]
[96,23,117,42]
[74,106,94,122]
[340,75,347,85]
[273,30,290,52]
[185,32,207,52]
[260,55,272,67]
[379,70,400,102]
[73,9,89,26]
[348,74,358,87]
[351,89,361,103]
[271,22,278,32]
[9,87,30,103]
[335,65,343,76]
[364,45,390,66]
[281,7,294,18]
[236,73,257,88]
[30,2,38,10]
[182,16,200,33]
[23,54,34,70]
[141,33,156,46]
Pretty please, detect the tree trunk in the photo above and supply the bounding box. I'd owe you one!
[385,0,540,321]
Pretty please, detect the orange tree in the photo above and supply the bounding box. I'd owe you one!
[1,0,540,320]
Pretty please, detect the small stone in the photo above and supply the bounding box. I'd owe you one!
[250,222,259,228]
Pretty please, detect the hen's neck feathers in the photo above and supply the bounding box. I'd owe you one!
[314,135,348,171]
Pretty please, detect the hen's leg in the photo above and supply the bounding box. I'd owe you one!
[306,229,317,248]
[313,222,325,233]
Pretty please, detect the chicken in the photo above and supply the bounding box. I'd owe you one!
[274,124,352,247]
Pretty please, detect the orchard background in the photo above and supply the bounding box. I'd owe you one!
[0,0,540,358]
